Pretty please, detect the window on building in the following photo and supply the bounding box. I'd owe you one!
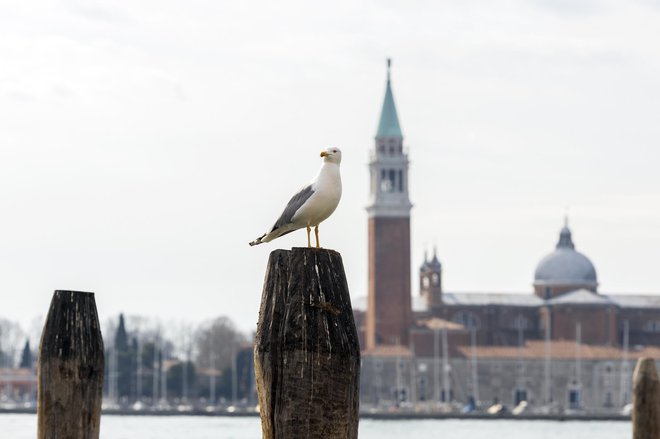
[644,320,660,333]
[398,170,403,192]
[604,392,613,407]
[380,169,392,192]
[569,389,581,409]
[393,388,408,404]
[514,389,528,405]
[513,315,530,330]
[380,169,397,193]
[431,273,440,287]
[440,388,453,402]
[418,376,428,401]
[453,311,480,329]
[544,287,552,299]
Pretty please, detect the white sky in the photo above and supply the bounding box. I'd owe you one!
[1,0,659,336]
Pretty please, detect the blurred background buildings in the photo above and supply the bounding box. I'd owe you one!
[353,61,660,414]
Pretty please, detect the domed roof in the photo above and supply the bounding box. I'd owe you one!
[534,222,598,288]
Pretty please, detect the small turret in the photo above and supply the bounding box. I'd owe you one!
[420,246,442,307]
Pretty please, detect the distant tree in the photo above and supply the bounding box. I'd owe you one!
[194,316,246,372]
[111,313,136,399]
[115,314,128,350]
[0,318,25,368]
[166,361,197,399]
[216,346,254,402]
[136,340,159,399]
[19,340,33,369]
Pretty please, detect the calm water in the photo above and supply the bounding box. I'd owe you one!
[0,414,631,438]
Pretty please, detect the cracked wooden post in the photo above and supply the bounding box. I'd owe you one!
[632,357,660,439]
[38,290,105,439]
[254,248,360,439]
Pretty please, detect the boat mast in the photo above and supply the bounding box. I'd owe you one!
[441,326,450,402]
[576,322,582,407]
[470,327,479,404]
[434,328,440,403]
[619,319,630,406]
[210,344,216,405]
[544,308,552,405]
[409,340,416,404]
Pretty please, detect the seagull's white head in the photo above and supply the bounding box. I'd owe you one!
[320,147,342,165]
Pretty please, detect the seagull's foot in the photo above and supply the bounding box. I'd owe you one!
[306,226,311,248]
[315,226,320,249]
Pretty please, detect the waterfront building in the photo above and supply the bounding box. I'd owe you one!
[354,61,660,413]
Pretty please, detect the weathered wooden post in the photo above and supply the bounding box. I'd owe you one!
[254,248,361,439]
[632,357,660,439]
[38,290,104,439]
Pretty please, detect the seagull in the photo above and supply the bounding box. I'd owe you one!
[249,147,342,248]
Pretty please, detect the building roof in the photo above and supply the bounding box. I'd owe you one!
[607,294,660,308]
[362,344,414,358]
[0,368,37,385]
[354,291,660,313]
[441,292,544,307]
[454,340,660,360]
[416,317,464,331]
[534,222,598,288]
[547,289,614,306]
[376,59,403,138]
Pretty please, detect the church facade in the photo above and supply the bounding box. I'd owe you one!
[354,61,660,412]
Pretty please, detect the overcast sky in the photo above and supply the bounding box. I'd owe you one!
[1,0,659,336]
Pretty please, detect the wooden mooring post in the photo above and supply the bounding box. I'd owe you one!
[38,290,105,439]
[632,357,660,439]
[254,248,361,439]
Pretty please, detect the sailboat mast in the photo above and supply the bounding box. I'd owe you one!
[544,309,552,405]
[441,326,450,402]
[470,328,479,403]
[619,319,630,406]
[434,328,440,403]
[210,348,216,405]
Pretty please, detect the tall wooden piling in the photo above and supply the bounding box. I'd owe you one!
[254,248,361,439]
[632,357,660,439]
[38,290,104,439]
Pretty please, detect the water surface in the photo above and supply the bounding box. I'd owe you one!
[0,414,631,438]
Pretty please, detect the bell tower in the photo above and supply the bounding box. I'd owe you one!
[420,247,442,308]
[366,59,413,349]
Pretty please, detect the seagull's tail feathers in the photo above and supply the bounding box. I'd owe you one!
[249,225,297,247]
[249,233,267,247]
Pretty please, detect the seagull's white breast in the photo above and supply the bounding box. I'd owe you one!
[292,162,342,227]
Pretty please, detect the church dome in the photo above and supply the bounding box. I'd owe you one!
[534,223,598,288]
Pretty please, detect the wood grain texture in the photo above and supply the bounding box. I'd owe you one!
[254,248,360,439]
[633,357,660,439]
[38,290,105,439]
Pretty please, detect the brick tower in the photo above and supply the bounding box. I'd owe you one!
[366,59,413,349]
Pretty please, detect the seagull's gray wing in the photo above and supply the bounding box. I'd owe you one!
[270,185,315,232]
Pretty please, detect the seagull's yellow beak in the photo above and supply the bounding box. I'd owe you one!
[320,151,329,157]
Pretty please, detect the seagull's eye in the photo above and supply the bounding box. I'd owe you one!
[333,149,337,153]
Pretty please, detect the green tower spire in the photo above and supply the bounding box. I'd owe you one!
[376,58,403,138]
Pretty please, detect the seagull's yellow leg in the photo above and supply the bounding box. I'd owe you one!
[306,226,311,248]
[315,225,320,249]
